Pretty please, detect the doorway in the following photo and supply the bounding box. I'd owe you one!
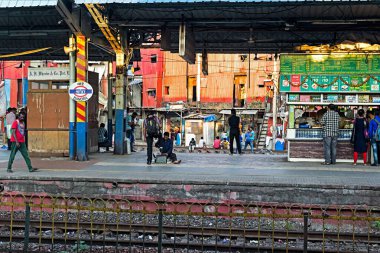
[188,76,197,103]
[233,75,247,107]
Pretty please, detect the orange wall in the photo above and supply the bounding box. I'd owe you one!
[162,52,272,104]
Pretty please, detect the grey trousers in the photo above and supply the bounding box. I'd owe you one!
[324,136,337,164]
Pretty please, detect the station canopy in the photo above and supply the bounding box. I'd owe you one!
[1,0,380,60]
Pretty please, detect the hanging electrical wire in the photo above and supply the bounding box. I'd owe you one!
[0,47,51,59]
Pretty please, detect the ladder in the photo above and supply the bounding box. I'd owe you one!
[257,114,270,149]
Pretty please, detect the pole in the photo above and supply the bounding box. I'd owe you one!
[196,53,201,104]
[114,51,126,155]
[107,61,113,146]
[248,48,251,89]
[158,209,163,253]
[272,54,279,151]
[24,201,31,252]
[303,211,309,253]
[76,35,88,161]
[69,36,76,160]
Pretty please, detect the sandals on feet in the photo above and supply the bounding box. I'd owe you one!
[321,162,331,165]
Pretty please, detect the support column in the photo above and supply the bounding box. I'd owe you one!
[272,54,279,151]
[107,61,113,146]
[114,52,125,155]
[196,54,201,104]
[69,36,76,160]
[76,35,88,161]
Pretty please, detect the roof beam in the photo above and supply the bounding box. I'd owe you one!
[56,0,91,37]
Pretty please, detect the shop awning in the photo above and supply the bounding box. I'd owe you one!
[183,113,218,122]
[219,109,258,115]
[203,114,217,122]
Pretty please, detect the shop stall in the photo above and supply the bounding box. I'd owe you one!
[27,67,99,156]
[280,54,380,162]
[183,113,220,147]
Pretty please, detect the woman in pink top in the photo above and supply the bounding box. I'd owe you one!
[213,136,221,149]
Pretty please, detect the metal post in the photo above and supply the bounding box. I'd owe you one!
[272,54,279,151]
[76,35,88,161]
[24,201,31,252]
[196,53,201,104]
[21,61,28,107]
[69,36,76,160]
[158,209,163,253]
[107,61,113,146]
[248,48,251,89]
[303,211,309,253]
[114,52,125,155]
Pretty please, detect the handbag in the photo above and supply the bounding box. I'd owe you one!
[363,119,370,141]
[350,125,355,144]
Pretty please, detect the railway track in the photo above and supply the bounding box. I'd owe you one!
[0,219,379,253]
[2,219,379,242]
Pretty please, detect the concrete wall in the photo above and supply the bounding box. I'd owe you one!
[1,178,379,206]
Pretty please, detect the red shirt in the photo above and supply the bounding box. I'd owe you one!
[10,120,25,143]
[213,139,221,149]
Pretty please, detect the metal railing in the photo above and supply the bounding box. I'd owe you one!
[0,193,380,253]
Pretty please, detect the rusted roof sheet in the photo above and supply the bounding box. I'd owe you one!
[76,0,370,3]
[0,0,59,8]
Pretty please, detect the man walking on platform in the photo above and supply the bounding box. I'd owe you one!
[144,111,161,165]
[6,107,16,150]
[321,104,340,165]
[7,112,37,173]
[228,109,242,155]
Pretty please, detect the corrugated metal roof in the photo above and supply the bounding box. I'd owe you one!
[75,0,371,3]
[0,0,58,8]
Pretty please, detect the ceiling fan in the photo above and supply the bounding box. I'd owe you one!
[247,27,275,44]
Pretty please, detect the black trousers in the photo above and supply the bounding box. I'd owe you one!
[146,135,154,162]
[229,131,242,154]
[167,153,177,162]
[147,134,163,162]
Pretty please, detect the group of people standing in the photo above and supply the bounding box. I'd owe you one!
[321,104,380,166]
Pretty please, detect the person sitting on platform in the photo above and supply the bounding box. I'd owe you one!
[199,136,207,149]
[159,132,181,164]
[213,136,221,149]
[189,138,196,153]
[98,123,111,151]
[221,138,229,150]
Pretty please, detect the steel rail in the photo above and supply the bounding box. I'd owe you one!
[0,234,370,253]
[1,219,379,244]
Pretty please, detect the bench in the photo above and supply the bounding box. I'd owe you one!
[155,154,167,164]
[98,141,112,151]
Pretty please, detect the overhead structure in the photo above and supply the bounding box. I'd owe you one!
[1,1,380,58]
[76,0,380,54]
[85,3,133,155]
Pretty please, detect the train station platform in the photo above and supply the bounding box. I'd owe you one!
[0,148,379,206]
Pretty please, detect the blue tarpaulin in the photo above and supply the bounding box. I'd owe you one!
[203,114,217,122]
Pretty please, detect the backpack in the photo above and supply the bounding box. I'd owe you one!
[146,117,159,136]
[374,119,380,141]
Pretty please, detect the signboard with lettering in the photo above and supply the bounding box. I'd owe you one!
[280,54,380,75]
[280,75,380,93]
[28,67,70,81]
[69,82,93,102]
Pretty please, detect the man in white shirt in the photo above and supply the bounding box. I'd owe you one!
[199,137,206,149]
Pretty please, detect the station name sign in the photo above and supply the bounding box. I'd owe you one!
[28,67,70,81]
[69,82,93,102]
